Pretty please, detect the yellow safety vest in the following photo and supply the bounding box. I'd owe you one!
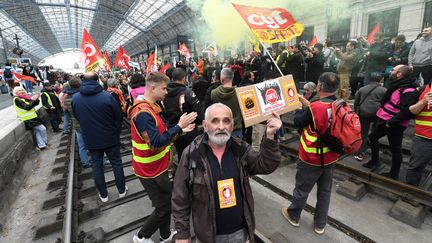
[13,97,38,121]
[276,50,289,68]
[42,92,53,109]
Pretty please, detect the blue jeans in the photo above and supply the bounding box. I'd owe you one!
[48,111,60,131]
[89,144,126,198]
[33,124,47,148]
[75,131,90,167]
[63,110,71,134]
[24,80,33,93]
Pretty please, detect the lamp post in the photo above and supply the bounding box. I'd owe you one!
[0,27,8,65]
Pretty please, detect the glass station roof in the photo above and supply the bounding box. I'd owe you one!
[0,0,187,62]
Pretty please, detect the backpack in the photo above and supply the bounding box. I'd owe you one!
[3,68,13,79]
[319,99,362,155]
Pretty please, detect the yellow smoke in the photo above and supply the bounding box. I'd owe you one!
[186,0,349,46]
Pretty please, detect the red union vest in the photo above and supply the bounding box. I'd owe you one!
[298,101,339,166]
[415,85,432,140]
[129,100,171,178]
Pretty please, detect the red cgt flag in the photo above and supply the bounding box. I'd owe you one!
[178,43,191,58]
[368,23,381,44]
[103,51,113,72]
[232,3,304,44]
[309,35,317,47]
[81,28,104,72]
[114,45,131,70]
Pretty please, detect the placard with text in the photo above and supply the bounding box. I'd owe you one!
[236,75,301,127]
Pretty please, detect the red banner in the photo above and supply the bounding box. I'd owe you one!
[114,45,131,70]
[178,43,191,58]
[103,51,113,72]
[368,23,381,44]
[146,52,155,74]
[232,3,304,44]
[14,72,36,84]
[81,28,104,72]
[159,63,171,74]
[309,35,317,47]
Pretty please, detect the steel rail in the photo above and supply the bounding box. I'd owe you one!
[280,142,432,208]
[62,133,75,243]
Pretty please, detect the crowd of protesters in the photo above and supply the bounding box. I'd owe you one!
[4,24,432,242]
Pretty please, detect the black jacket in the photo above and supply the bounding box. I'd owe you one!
[203,81,221,110]
[365,41,392,72]
[389,42,411,66]
[163,82,204,126]
[305,52,324,83]
[287,51,305,81]
[172,134,281,243]
[41,89,61,111]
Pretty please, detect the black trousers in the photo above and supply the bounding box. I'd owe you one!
[369,120,405,177]
[412,65,432,85]
[138,171,172,239]
[288,162,334,228]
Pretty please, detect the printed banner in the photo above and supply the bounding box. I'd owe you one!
[236,75,301,127]
[232,3,304,44]
[81,28,104,72]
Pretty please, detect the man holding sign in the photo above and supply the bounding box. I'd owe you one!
[172,103,281,243]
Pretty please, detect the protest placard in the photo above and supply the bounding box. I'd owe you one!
[235,75,301,127]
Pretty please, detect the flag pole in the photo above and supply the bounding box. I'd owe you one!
[258,39,284,77]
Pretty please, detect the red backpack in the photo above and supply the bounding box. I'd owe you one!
[320,99,362,155]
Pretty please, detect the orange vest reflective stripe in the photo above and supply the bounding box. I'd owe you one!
[298,101,339,166]
[415,85,432,140]
[129,100,171,178]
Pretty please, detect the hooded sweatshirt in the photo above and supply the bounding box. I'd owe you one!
[163,82,204,126]
[210,85,243,130]
[72,80,123,150]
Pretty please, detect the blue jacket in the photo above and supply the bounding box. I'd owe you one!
[72,79,123,150]
[2,66,15,81]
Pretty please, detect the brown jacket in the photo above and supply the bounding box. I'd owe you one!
[335,49,356,74]
[172,134,281,243]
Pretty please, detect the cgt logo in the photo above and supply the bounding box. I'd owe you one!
[83,43,96,66]
[247,10,290,29]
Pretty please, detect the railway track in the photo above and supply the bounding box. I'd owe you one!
[32,116,431,242]
[279,120,432,208]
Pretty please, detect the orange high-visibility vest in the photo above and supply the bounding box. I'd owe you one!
[129,100,171,178]
[298,101,339,166]
[415,85,432,140]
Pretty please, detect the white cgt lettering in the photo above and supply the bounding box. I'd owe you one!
[247,11,289,29]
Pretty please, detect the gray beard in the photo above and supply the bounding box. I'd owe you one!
[207,130,231,146]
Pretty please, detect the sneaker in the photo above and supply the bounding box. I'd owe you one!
[379,172,398,180]
[98,194,109,203]
[119,186,128,198]
[314,226,325,235]
[362,160,378,169]
[133,231,154,243]
[354,154,364,161]
[160,230,177,242]
[281,207,299,227]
